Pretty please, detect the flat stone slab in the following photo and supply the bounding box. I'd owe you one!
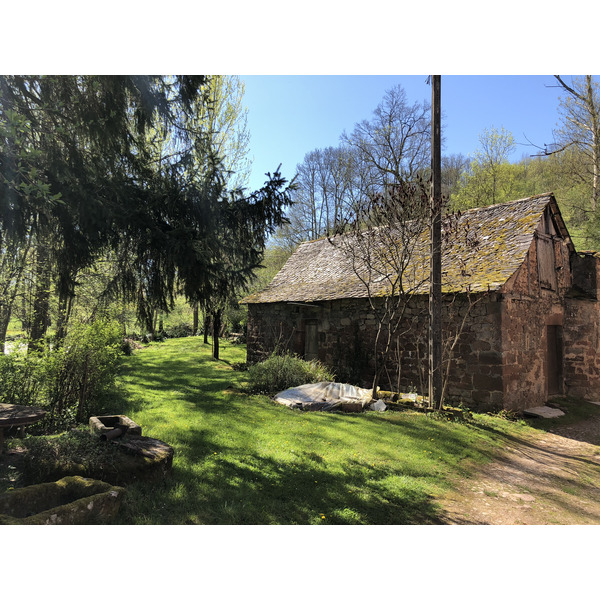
[523,406,565,418]
[0,403,47,426]
[115,436,173,464]
[588,402,600,407]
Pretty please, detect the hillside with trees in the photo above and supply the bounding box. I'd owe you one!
[274,76,600,255]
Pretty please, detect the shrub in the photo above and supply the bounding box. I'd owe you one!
[121,338,142,356]
[1,320,123,433]
[163,323,193,339]
[246,353,335,395]
[0,352,43,407]
[42,319,123,429]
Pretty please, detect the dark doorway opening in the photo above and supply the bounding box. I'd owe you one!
[547,325,563,396]
[304,320,318,361]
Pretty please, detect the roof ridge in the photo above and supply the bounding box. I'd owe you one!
[458,193,553,216]
[298,193,555,246]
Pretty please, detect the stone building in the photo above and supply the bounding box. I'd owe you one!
[242,194,600,412]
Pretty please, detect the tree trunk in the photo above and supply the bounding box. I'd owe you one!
[585,75,600,212]
[55,289,74,344]
[0,236,32,353]
[29,243,52,353]
[192,303,199,336]
[0,308,10,355]
[212,308,222,360]
[203,313,211,344]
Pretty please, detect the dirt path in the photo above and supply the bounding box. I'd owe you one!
[439,412,600,524]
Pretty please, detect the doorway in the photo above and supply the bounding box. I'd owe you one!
[546,325,563,396]
[304,320,318,361]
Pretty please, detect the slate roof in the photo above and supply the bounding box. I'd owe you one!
[243,193,572,304]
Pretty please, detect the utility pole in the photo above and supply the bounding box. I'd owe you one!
[429,75,442,410]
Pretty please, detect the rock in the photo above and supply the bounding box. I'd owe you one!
[27,432,175,487]
[109,436,174,483]
[369,399,388,412]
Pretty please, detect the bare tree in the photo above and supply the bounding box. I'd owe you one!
[330,180,491,409]
[278,146,355,248]
[554,75,600,211]
[441,153,469,201]
[341,84,431,190]
[328,180,431,399]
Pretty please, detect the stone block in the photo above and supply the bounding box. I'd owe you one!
[471,389,491,404]
[0,476,125,525]
[473,372,503,391]
[89,414,142,439]
[471,340,491,352]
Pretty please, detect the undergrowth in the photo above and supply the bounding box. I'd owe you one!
[13,429,122,486]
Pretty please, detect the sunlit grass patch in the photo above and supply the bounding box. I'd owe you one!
[109,336,533,525]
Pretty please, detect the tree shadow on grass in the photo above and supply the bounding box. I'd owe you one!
[117,450,444,525]
[115,422,445,525]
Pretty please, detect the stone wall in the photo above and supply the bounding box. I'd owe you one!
[247,292,506,411]
[563,254,600,400]
[499,232,572,410]
[500,295,563,411]
[246,209,600,412]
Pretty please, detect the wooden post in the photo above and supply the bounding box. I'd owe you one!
[429,75,443,410]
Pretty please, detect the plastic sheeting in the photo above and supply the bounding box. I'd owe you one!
[274,382,385,412]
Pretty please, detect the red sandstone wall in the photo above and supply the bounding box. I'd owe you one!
[247,295,505,411]
[563,256,600,400]
[500,226,574,411]
[564,298,600,400]
[247,209,598,412]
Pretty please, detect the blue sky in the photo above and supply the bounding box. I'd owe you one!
[240,75,570,192]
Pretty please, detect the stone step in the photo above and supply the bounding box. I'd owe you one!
[523,406,565,418]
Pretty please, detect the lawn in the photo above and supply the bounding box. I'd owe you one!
[107,336,531,525]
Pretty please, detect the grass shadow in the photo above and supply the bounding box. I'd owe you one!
[116,444,444,525]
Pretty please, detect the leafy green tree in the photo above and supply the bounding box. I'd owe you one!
[451,127,519,209]
[1,75,212,346]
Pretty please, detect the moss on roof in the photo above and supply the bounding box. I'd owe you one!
[242,194,570,304]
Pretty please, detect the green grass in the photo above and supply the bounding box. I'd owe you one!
[102,336,533,525]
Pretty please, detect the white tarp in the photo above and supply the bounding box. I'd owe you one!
[274,382,383,412]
